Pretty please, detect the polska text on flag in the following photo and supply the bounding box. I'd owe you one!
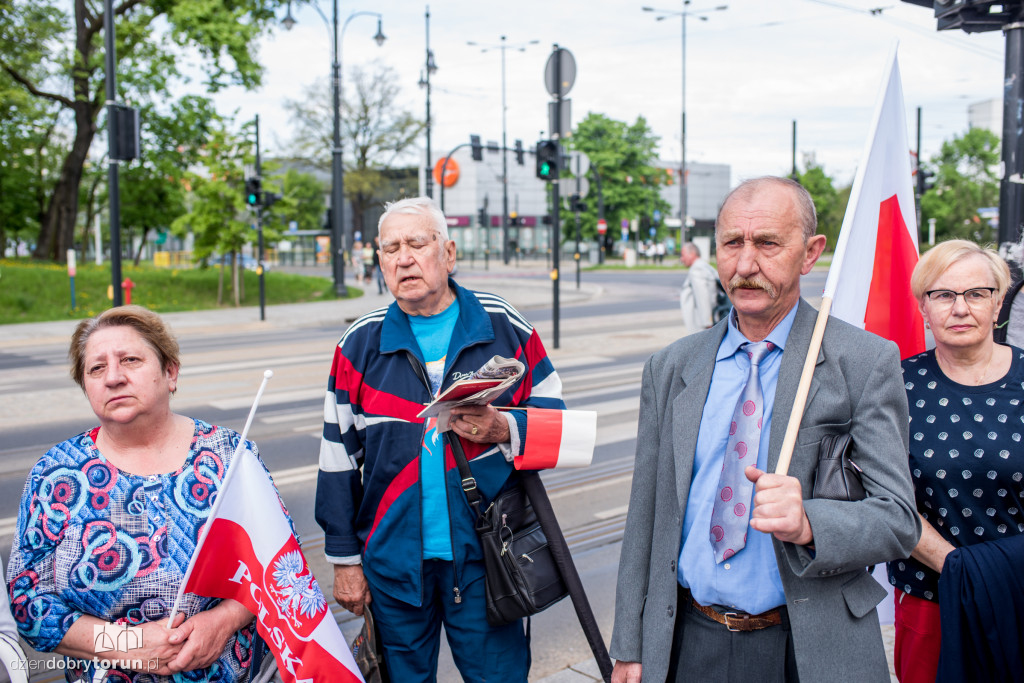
[176,448,364,683]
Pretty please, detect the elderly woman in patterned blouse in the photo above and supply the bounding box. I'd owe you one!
[6,306,278,682]
[887,240,1022,683]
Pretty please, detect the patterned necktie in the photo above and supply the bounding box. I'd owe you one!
[710,340,774,563]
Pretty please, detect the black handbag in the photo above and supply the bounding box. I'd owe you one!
[811,433,866,501]
[448,435,569,626]
[351,605,389,683]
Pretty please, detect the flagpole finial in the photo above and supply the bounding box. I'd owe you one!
[264,370,274,379]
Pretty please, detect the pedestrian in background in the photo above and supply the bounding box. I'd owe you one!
[362,241,375,285]
[316,196,566,682]
[887,239,1024,683]
[352,240,366,284]
[373,236,385,294]
[679,242,718,332]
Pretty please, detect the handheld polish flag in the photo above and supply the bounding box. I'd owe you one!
[827,45,926,359]
[775,46,925,477]
[513,409,597,470]
[168,371,364,683]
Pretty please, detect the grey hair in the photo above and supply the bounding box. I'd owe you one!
[716,176,817,242]
[682,242,701,258]
[378,196,450,241]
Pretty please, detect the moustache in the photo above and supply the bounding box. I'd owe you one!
[727,275,777,299]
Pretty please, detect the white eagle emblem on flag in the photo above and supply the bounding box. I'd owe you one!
[269,549,328,629]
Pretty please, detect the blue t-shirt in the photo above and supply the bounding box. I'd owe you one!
[408,300,460,560]
[888,346,1024,602]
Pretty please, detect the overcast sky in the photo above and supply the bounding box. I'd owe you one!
[205,0,1006,188]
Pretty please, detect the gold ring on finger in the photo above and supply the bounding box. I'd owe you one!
[471,426,479,435]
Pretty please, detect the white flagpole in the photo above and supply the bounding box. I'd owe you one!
[166,370,274,626]
[775,45,899,476]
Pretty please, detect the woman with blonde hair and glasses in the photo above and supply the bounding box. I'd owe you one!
[887,239,1024,682]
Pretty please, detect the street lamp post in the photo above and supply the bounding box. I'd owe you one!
[642,2,726,243]
[283,1,385,297]
[467,36,539,265]
[420,6,438,198]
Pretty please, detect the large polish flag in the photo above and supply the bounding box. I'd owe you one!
[827,46,926,359]
[173,449,363,683]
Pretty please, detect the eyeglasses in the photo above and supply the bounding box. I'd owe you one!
[379,232,440,259]
[923,287,997,307]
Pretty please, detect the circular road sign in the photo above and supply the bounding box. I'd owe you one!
[544,48,576,98]
[432,157,460,187]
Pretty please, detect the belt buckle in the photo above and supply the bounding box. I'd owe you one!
[723,612,749,632]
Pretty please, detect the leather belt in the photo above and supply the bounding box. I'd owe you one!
[689,597,783,632]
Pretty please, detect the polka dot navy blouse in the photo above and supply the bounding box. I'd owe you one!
[888,347,1024,602]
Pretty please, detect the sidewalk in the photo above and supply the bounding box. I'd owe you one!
[0,261,600,349]
[533,625,898,682]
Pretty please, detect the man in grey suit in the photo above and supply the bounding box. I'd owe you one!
[680,242,719,333]
[610,177,920,682]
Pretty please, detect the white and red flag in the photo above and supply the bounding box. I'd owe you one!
[172,447,363,683]
[827,46,926,359]
[514,409,597,470]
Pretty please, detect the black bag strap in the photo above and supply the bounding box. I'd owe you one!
[405,350,485,516]
[447,431,484,516]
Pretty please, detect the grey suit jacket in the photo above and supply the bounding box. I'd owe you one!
[610,299,921,682]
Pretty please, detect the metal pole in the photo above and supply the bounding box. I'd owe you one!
[921,105,929,236]
[501,36,511,265]
[595,168,605,265]
[103,0,123,307]
[1000,20,1024,246]
[552,44,562,350]
[424,6,434,198]
[256,114,266,321]
[575,156,581,289]
[791,119,797,179]
[680,8,687,242]
[331,0,347,296]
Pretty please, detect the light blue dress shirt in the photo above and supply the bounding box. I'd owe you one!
[677,303,799,614]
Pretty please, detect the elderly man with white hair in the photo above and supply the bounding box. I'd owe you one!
[315,197,566,682]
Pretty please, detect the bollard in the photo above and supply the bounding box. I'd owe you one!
[122,277,135,305]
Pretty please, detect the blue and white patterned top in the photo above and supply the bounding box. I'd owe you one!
[6,419,266,682]
[888,347,1024,602]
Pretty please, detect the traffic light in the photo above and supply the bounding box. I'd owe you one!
[262,192,282,209]
[478,207,488,227]
[514,139,525,165]
[536,140,559,180]
[245,177,261,206]
[917,167,935,197]
[470,135,483,161]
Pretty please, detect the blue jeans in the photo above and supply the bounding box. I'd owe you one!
[368,559,530,682]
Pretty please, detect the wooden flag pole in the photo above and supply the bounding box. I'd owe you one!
[166,370,274,626]
[774,297,832,477]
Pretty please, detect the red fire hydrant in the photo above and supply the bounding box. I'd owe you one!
[122,278,135,305]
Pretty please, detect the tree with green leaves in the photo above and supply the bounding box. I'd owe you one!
[170,119,266,307]
[920,127,1000,243]
[284,61,423,237]
[0,62,67,254]
[261,167,328,235]
[796,162,847,250]
[567,113,670,247]
[0,0,285,263]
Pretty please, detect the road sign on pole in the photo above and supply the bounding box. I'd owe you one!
[544,48,576,97]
